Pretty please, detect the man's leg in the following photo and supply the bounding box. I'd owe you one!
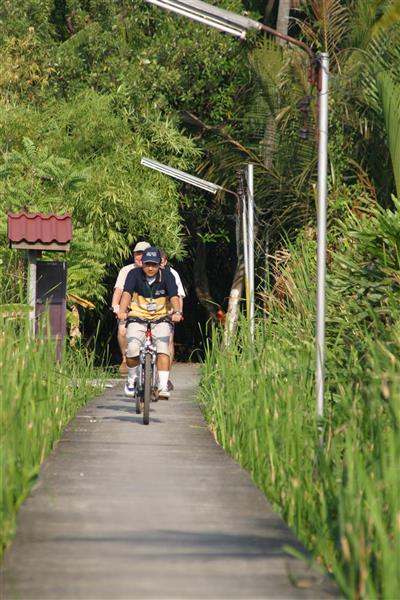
[169,330,175,363]
[153,321,172,399]
[168,328,175,391]
[117,321,128,374]
[124,322,145,396]
[157,353,170,371]
[157,353,171,398]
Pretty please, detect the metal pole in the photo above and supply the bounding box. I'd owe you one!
[316,53,329,420]
[28,250,37,336]
[247,164,255,339]
[264,228,270,294]
[242,189,250,315]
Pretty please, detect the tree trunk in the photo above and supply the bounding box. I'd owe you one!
[223,258,244,346]
[224,196,245,345]
[263,0,276,24]
[276,0,291,40]
[262,116,277,169]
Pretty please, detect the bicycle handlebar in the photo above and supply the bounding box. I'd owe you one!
[126,316,171,325]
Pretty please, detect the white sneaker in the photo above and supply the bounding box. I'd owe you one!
[158,388,170,400]
[124,378,136,397]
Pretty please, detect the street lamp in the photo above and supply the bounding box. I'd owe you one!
[141,156,251,330]
[141,157,225,194]
[145,0,315,55]
[143,0,329,421]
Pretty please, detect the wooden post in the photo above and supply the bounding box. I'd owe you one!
[28,250,37,336]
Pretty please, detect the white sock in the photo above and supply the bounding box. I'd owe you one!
[158,371,169,390]
[127,366,138,381]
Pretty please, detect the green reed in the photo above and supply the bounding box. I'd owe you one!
[201,316,399,599]
[200,223,400,598]
[0,315,104,555]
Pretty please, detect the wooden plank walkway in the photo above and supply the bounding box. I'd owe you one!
[1,364,338,599]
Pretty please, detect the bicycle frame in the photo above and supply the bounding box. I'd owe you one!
[137,321,158,398]
[127,316,171,424]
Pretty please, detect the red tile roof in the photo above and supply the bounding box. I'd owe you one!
[7,212,73,247]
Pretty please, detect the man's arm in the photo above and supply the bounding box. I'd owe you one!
[170,295,183,323]
[111,287,123,313]
[118,291,132,319]
[163,270,181,321]
[111,265,128,313]
[117,269,135,319]
[112,265,135,312]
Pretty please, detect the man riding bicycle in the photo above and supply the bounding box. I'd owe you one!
[118,247,183,399]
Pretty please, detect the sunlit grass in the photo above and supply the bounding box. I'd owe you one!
[200,218,400,599]
[0,316,104,555]
[200,314,399,599]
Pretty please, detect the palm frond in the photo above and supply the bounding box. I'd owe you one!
[376,71,400,196]
[371,0,400,37]
[348,0,388,49]
[21,137,38,163]
[294,0,350,60]
[313,0,350,54]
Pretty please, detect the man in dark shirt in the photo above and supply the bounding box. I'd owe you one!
[118,247,183,399]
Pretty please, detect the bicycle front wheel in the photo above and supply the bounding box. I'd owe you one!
[143,353,152,425]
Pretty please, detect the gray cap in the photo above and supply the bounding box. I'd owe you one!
[133,241,151,252]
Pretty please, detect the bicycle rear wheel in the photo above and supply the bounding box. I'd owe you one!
[135,392,141,414]
[143,353,152,425]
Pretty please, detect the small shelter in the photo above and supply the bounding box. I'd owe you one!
[7,212,73,358]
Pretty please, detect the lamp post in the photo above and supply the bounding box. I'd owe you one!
[143,0,329,422]
[240,173,250,317]
[315,53,329,422]
[246,164,255,339]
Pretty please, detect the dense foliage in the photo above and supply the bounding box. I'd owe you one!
[1,1,399,311]
[0,0,250,306]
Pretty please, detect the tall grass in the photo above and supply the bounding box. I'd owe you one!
[200,202,400,599]
[0,314,104,556]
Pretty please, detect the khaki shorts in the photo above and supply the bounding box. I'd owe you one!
[126,321,171,358]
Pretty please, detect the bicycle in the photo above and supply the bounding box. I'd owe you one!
[128,316,170,425]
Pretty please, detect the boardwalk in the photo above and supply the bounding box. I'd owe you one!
[1,364,338,599]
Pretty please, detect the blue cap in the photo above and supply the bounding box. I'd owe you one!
[142,247,161,264]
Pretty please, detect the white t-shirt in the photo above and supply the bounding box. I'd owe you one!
[169,267,186,297]
[114,264,135,290]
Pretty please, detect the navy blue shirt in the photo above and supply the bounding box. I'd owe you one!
[124,267,178,319]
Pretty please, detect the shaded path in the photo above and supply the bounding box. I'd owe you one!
[1,364,338,599]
